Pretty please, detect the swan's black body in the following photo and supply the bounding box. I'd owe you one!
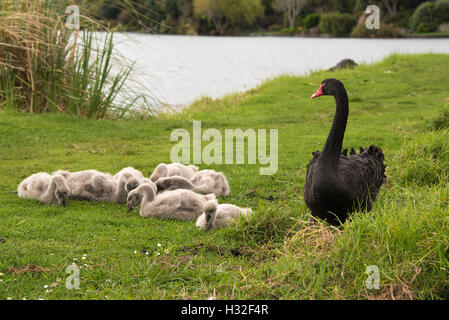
[304,79,386,226]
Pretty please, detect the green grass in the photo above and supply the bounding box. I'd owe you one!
[0,54,448,300]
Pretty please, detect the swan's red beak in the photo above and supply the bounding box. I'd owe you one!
[311,83,325,99]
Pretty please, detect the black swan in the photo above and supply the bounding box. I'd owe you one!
[304,78,386,226]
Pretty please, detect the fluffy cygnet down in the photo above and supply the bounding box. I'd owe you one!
[196,200,252,230]
[149,163,199,182]
[18,172,70,206]
[155,170,230,197]
[127,183,215,221]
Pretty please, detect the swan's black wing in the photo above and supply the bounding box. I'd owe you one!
[304,151,321,208]
[337,145,386,209]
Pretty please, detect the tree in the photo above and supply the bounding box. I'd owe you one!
[193,0,263,35]
[382,0,399,17]
[275,0,307,28]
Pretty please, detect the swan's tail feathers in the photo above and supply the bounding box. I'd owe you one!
[366,145,385,163]
[361,145,387,188]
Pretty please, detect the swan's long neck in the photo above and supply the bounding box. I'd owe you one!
[142,185,155,203]
[321,88,349,164]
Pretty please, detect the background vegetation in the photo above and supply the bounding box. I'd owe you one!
[0,0,159,119]
[89,0,449,36]
[0,54,448,299]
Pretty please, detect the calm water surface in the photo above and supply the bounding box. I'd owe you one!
[112,34,449,110]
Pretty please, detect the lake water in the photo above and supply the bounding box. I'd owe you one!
[112,34,449,111]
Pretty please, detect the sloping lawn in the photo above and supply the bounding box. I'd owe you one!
[0,54,448,299]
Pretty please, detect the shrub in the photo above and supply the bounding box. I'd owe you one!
[319,12,357,37]
[351,21,402,38]
[410,2,436,31]
[303,13,321,30]
[410,0,449,32]
[383,11,413,28]
[280,27,297,35]
[416,22,438,33]
[435,0,449,21]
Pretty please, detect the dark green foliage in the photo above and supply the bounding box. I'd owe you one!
[303,13,321,29]
[410,0,449,31]
[85,0,448,36]
[435,0,449,23]
[416,22,438,32]
[351,21,402,38]
[319,12,357,37]
[96,0,123,20]
[306,0,358,13]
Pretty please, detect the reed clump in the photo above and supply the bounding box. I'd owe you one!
[0,0,150,118]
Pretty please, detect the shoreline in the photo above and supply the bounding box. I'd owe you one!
[114,30,449,39]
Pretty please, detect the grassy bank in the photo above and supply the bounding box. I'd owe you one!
[0,54,448,300]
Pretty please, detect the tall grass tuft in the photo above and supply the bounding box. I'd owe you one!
[392,129,449,186]
[0,0,154,118]
[433,104,449,130]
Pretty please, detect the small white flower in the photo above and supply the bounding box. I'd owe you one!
[134,250,137,254]
[0,272,4,276]
[82,257,86,260]
[157,243,161,247]
[7,297,12,300]
[145,252,149,255]
[43,285,48,289]
[46,289,52,293]
[164,249,169,254]
[50,254,54,256]
[73,258,77,261]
